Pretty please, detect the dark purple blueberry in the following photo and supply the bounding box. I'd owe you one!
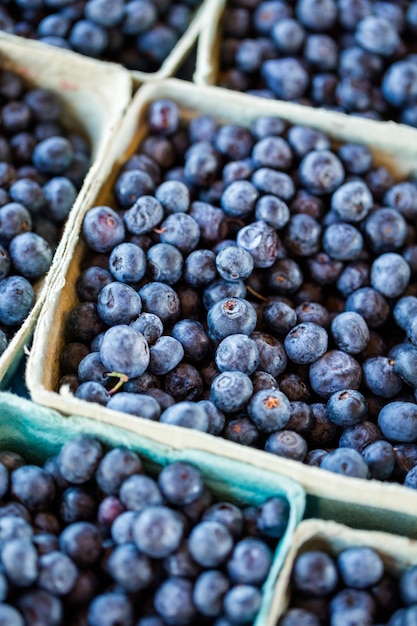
[59,522,102,568]
[60,486,97,524]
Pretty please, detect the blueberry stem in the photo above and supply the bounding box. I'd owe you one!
[106,372,129,395]
[246,285,268,302]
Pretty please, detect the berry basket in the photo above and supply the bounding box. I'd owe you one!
[193,0,417,127]
[271,518,417,625]
[27,77,417,538]
[0,33,131,389]
[0,390,305,626]
[0,0,211,88]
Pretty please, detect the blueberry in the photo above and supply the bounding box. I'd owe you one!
[82,206,125,253]
[59,522,102,568]
[299,150,345,196]
[279,608,321,626]
[188,520,233,567]
[327,389,368,427]
[284,322,328,364]
[321,448,370,479]
[0,202,32,244]
[310,350,362,399]
[58,435,103,484]
[251,331,287,377]
[378,401,417,443]
[267,258,304,294]
[109,242,146,284]
[211,371,253,413]
[193,570,230,617]
[256,496,289,538]
[107,392,161,420]
[345,287,389,328]
[362,357,403,398]
[171,319,210,362]
[237,220,281,268]
[0,604,23,626]
[159,401,209,431]
[362,440,395,480]
[97,282,142,326]
[148,335,184,375]
[123,195,164,235]
[252,167,295,200]
[338,546,384,589]
[11,465,55,512]
[364,207,407,253]
[16,589,62,626]
[158,461,203,506]
[119,474,161,512]
[107,543,153,593]
[262,58,309,101]
[339,421,382,453]
[132,505,184,558]
[265,430,308,461]
[60,486,97,523]
[100,325,150,379]
[293,550,338,596]
[288,126,331,158]
[208,297,257,340]
[255,195,290,230]
[0,276,34,326]
[1,539,38,587]
[9,178,45,214]
[155,180,189,214]
[75,381,110,405]
[400,566,417,606]
[338,143,373,175]
[38,550,78,596]
[130,313,163,345]
[370,252,410,298]
[224,584,262,624]
[331,312,370,354]
[215,334,259,375]
[87,592,133,626]
[284,214,322,257]
[154,577,196,625]
[393,344,417,388]
[41,176,77,222]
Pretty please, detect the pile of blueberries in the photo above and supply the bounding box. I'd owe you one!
[218,0,417,126]
[278,542,417,625]
[0,434,290,625]
[0,68,90,356]
[0,0,201,73]
[60,97,417,488]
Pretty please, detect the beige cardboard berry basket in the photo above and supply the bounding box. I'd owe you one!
[0,33,132,388]
[193,0,227,86]
[27,78,417,538]
[129,0,211,86]
[271,518,417,624]
[0,390,306,626]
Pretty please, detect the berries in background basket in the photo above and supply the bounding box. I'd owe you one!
[0,436,291,624]
[278,542,415,626]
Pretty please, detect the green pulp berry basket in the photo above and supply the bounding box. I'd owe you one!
[0,391,305,626]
